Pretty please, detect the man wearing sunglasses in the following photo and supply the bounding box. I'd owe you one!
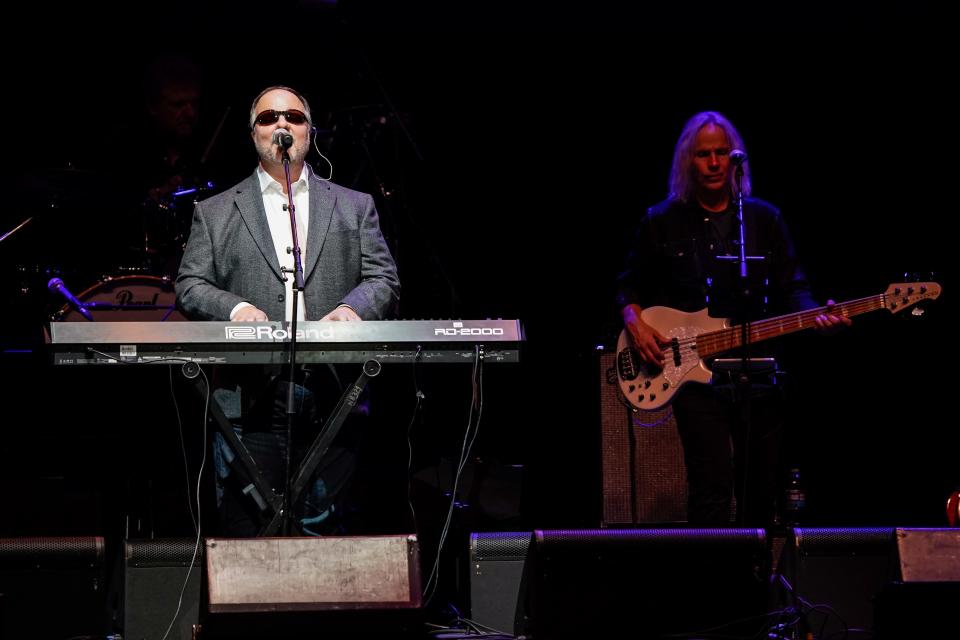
[176,86,400,536]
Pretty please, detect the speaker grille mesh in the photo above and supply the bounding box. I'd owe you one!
[470,531,532,561]
[537,527,765,548]
[126,538,201,567]
[0,536,104,569]
[793,527,894,554]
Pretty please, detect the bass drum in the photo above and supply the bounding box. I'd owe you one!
[53,275,188,322]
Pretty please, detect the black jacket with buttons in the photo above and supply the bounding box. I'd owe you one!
[616,196,818,323]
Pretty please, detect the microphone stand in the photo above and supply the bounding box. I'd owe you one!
[279,142,305,536]
[733,162,753,525]
[715,159,766,525]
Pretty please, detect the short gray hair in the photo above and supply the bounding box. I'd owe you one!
[248,85,313,130]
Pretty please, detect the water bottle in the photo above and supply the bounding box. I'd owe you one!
[783,467,806,526]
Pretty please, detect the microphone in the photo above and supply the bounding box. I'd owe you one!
[48,277,94,321]
[272,128,294,149]
[730,149,747,166]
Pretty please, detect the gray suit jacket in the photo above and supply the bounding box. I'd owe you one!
[176,170,399,321]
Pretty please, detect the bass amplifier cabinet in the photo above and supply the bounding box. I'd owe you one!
[0,536,105,639]
[599,351,687,524]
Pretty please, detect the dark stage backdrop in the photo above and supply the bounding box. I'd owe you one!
[0,3,952,538]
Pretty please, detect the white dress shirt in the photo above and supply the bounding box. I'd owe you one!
[230,165,311,321]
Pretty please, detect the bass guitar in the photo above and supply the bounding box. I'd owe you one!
[616,282,941,411]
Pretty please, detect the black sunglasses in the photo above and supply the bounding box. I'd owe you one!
[254,109,308,126]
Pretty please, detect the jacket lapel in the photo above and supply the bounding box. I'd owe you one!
[234,172,284,281]
[304,174,335,281]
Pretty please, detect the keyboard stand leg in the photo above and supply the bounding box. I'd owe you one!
[185,373,283,521]
[260,359,382,536]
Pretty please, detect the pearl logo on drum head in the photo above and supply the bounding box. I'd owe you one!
[51,275,187,322]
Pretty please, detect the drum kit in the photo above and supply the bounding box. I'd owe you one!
[1,165,207,346]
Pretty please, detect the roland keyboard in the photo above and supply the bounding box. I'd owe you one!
[48,320,523,365]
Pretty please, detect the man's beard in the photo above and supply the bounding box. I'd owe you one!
[256,137,308,166]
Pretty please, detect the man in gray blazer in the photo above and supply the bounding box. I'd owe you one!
[176,85,399,535]
[177,85,399,323]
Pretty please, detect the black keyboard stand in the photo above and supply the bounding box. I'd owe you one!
[261,359,382,535]
[185,358,382,536]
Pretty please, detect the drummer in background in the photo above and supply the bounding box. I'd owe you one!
[139,54,205,211]
[111,54,237,278]
[129,54,210,277]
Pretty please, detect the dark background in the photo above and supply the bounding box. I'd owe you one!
[0,1,953,545]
